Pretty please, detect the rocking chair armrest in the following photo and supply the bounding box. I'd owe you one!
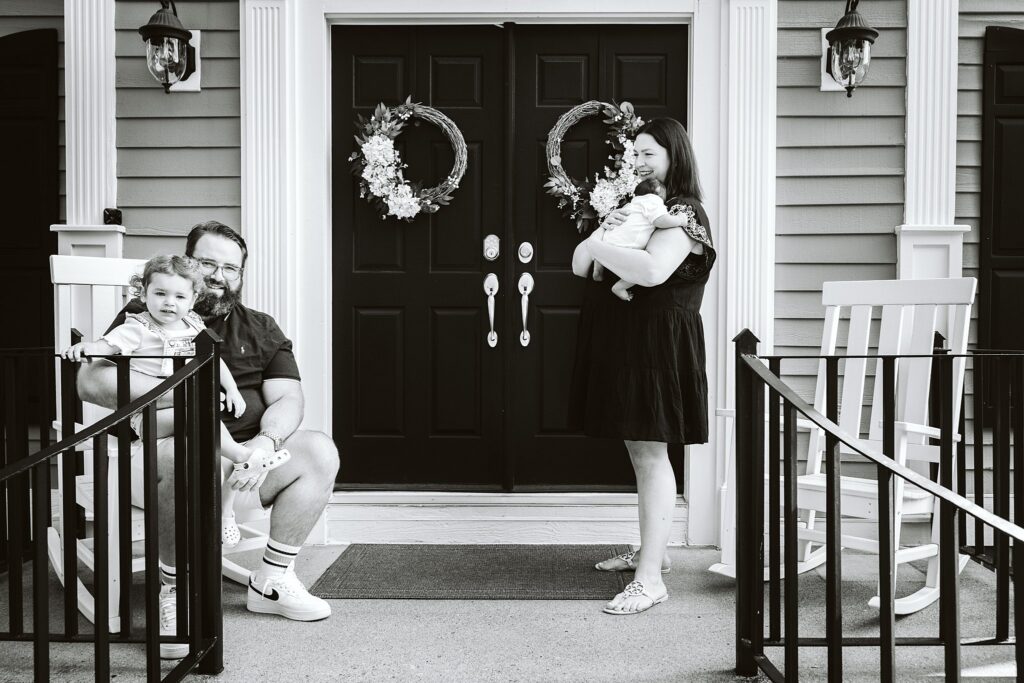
[891,420,962,442]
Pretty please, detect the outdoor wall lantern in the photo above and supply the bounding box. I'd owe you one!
[138,1,195,93]
[825,0,879,97]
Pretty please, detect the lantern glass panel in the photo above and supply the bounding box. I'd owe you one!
[831,39,872,88]
[146,36,187,86]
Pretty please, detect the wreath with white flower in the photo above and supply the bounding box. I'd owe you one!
[349,97,467,222]
[544,100,644,234]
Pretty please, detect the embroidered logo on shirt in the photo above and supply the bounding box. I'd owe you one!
[239,344,246,355]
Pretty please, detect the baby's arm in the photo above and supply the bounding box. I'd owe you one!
[61,340,120,363]
[219,359,246,417]
[652,213,686,229]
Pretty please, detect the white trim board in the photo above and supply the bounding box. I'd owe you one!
[321,492,690,545]
[242,0,774,545]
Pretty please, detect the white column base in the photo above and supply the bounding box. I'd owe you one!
[895,224,970,280]
[50,224,125,258]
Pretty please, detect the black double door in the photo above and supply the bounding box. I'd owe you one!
[332,24,688,489]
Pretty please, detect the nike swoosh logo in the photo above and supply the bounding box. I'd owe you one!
[249,580,280,601]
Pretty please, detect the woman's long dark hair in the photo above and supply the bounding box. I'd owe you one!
[636,117,703,203]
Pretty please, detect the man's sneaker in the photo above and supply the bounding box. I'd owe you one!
[158,585,189,660]
[247,568,331,621]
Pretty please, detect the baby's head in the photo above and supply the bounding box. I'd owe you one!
[634,177,668,200]
[131,255,204,325]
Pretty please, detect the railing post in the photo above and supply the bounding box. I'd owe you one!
[194,331,224,675]
[938,354,961,678]
[1012,355,1023,673]
[878,356,896,682]
[734,328,760,677]
[825,355,843,681]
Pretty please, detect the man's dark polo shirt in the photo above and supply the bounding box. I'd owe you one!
[109,300,301,441]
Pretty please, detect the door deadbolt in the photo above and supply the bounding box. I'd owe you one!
[484,235,500,261]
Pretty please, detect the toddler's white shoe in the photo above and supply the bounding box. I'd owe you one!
[159,585,189,660]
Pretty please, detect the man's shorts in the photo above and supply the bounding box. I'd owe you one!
[129,438,271,515]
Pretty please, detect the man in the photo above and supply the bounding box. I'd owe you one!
[78,221,339,658]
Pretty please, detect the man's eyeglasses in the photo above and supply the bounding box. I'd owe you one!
[196,258,243,281]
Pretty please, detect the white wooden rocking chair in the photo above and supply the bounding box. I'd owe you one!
[47,254,268,631]
[794,277,976,615]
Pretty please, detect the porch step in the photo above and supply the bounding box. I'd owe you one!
[322,492,689,545]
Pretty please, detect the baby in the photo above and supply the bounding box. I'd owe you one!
[61,255,290,548]
[592,178,674,301]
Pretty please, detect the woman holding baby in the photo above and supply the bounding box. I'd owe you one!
[569,117,716,615]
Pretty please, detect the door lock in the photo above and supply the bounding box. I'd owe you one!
[484,235,500,261]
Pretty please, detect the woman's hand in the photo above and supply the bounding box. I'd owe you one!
[601,207,630,230]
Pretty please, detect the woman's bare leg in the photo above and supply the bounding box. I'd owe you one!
[606,439,675,612]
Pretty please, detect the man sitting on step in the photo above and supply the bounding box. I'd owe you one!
[77,221,339,658]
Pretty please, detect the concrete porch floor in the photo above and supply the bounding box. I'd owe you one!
[0,546,1017,682]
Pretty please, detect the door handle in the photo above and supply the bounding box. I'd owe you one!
[483,273,499,347]
[518,273,534,347]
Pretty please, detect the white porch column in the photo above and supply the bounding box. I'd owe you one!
[706,0,776,558]
[898,0,969,281]
[241,0,298,337]
[62,0,117,227]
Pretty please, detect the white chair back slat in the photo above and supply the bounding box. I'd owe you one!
[867,305,907,443]
[899,304,939,452]
[839,305,873,437]
[948,302,973,422]
[805,305,842,474]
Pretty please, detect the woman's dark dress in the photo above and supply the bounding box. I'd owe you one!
[568,198,716,444]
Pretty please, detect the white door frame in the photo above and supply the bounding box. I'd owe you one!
[240,0,776,545]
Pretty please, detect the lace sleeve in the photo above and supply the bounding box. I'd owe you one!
[668,202,716,281]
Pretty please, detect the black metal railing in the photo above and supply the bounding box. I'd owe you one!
[0,331,225,682]
[733,329,1024,682]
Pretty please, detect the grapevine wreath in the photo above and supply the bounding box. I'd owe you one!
[544,100,644,234]
[349,97,467,222]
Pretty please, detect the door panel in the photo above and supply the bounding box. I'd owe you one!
[508,25,689,487]
[333,24,691,489]
[333,26,506,486]
[982,27,1024,352]
[0,29,59,430]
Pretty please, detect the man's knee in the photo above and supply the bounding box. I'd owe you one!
[307,431,340,482]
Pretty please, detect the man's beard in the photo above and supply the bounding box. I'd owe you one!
[193,276,242,318]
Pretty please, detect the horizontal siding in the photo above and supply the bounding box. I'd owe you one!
[775,0,905,392]
[0,0,65,222]
[115,0,240,246]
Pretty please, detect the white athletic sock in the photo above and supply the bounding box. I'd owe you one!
[254,539,301,581]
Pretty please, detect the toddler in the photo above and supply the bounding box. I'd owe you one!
[592,178,674,301]
[61,255,290,548]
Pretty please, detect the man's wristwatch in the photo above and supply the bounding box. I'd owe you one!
[256,430,285,451]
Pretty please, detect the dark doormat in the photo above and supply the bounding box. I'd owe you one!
[310,544,632,600]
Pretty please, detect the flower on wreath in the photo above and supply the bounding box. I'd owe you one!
[349,97,466,222]
[544,101,645,234]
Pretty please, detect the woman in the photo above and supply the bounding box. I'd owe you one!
[569,117,715,615]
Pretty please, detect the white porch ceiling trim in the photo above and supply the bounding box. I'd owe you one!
[64,0,117,226]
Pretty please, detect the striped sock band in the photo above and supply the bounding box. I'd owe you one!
[258,539,300,579]
[159,561,176,588]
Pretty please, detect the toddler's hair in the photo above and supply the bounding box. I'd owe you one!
[129,255,203,299]
[634,177,668,199]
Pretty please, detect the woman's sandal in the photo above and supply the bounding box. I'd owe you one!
[222,514,241,548]
[594,549,671,574]
[602,580,668,615]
